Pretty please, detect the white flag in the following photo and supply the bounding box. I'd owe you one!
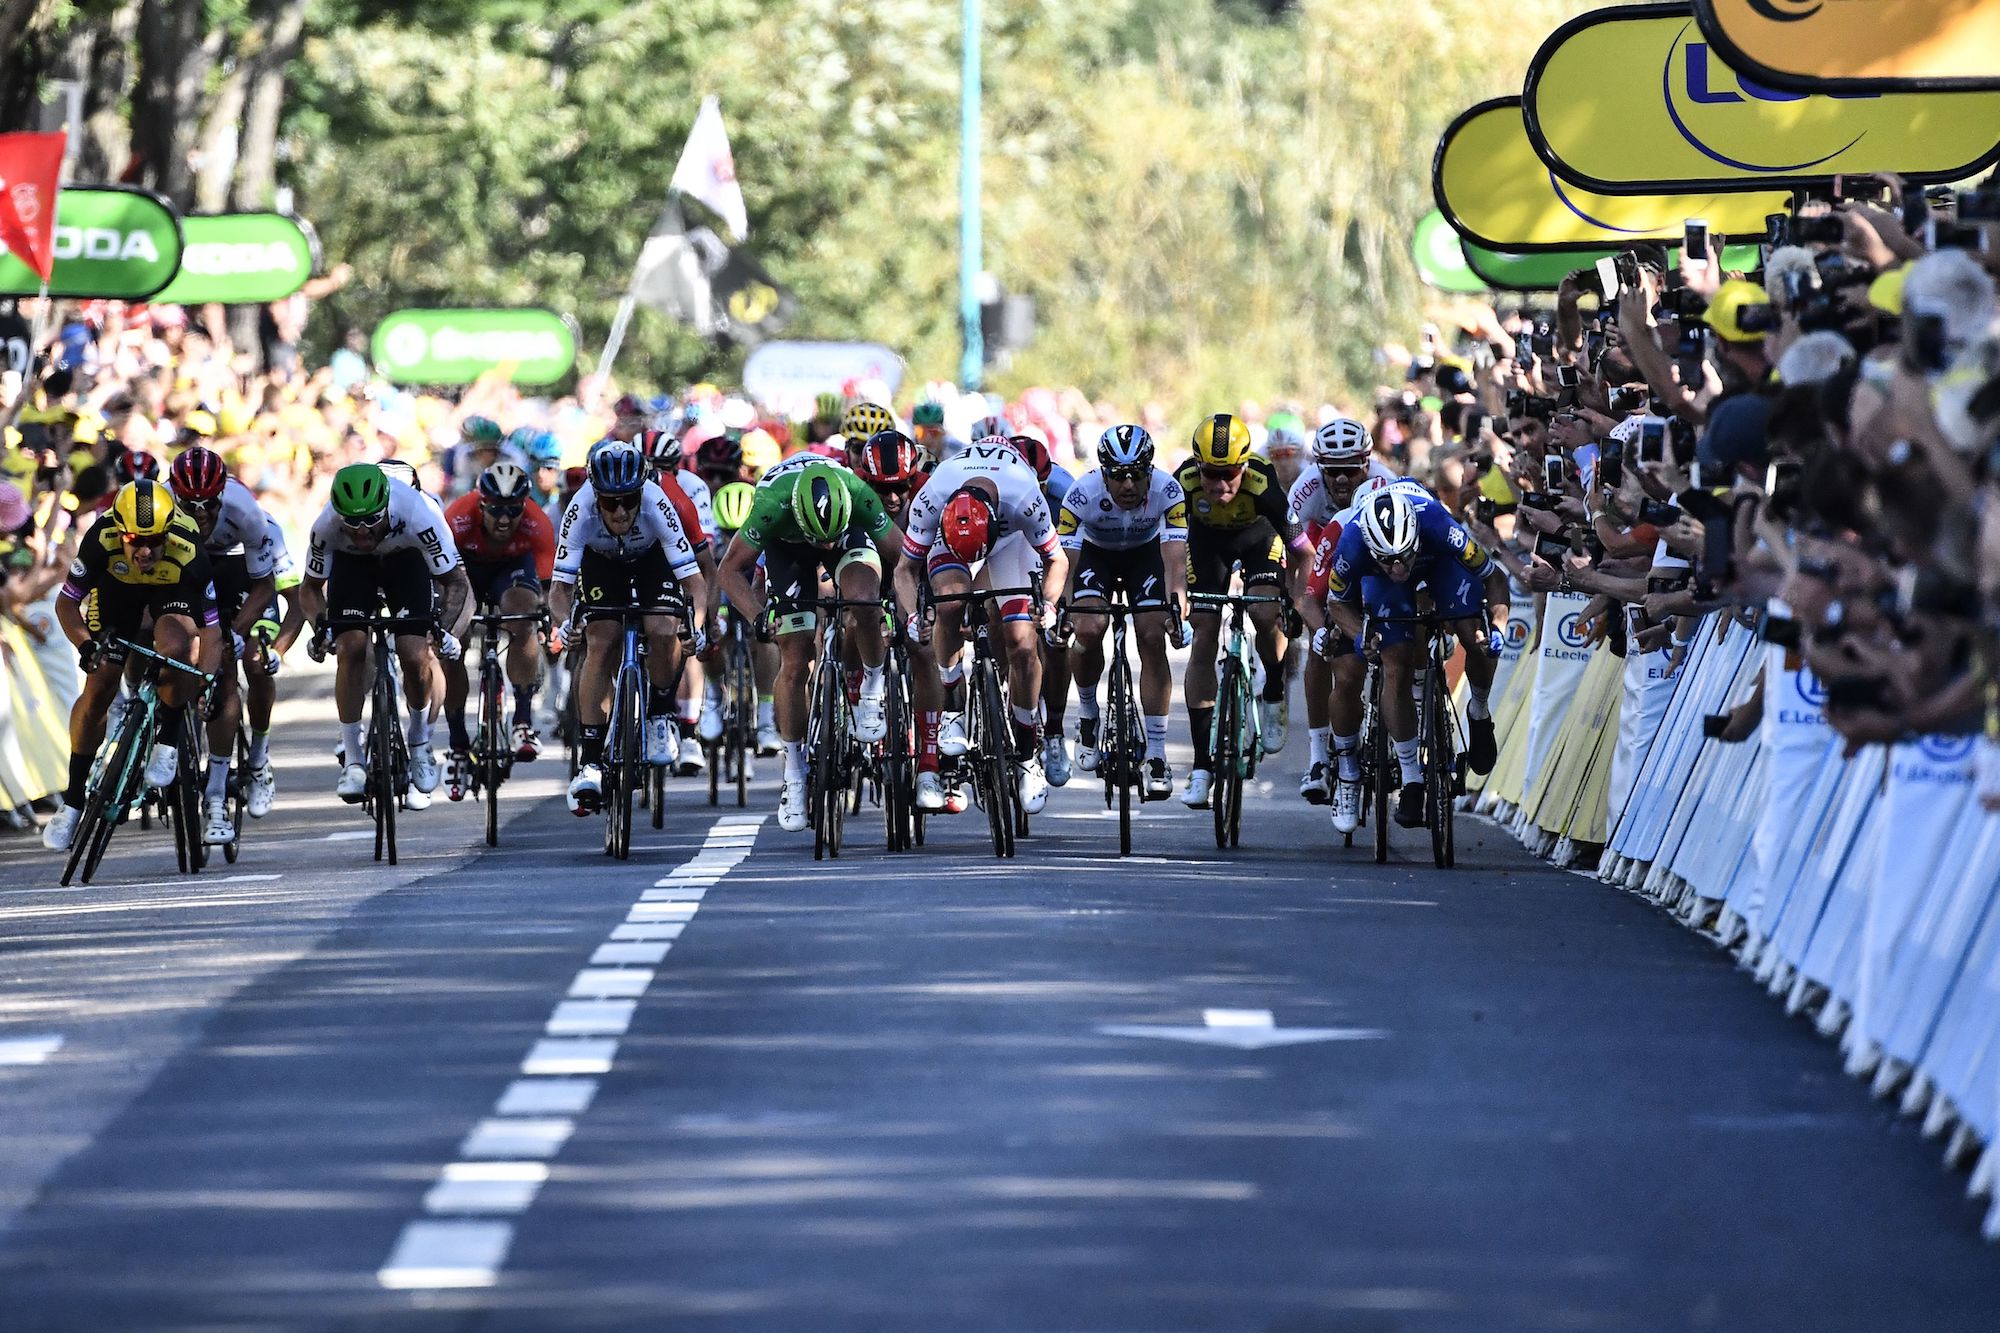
[670,96,748,242]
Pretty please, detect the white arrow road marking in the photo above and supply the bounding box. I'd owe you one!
[1098,1008,1387,1050]
[0,1035,63,1065]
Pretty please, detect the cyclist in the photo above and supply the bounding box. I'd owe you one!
[41,480,222,853]
[694,431,749,493]
[894,436,1066,814]
[609,393,650,443]
[1319,487,1507,830]
[443,416,521,500]
[441,462,555,798]
[302,463,473,807]
[548,442,712,814]
[1007,433,1079,785]
[167,446,282,842]
[911,400,964,464]
[704,479,783,759]
[834,403,895,470]
[715,460,902,832]
[1290,417,1395,803]
[638,426,717,773]
[1057,425,1189,801]
[1175,412,1308,809]
[1259,412,1310,491]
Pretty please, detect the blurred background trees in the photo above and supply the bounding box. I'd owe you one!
[0,0,1588,411]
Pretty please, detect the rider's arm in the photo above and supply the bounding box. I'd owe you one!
[53,583,88,648]
[437,565,474,639]
[548,577,576,633]
[715,530,765,621]
[233,574,275,640]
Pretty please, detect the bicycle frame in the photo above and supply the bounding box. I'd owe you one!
[1063,595,1149,857]
[928,585,1039,860]
[324,613,433,866]
[581,598,689,861]
[1190,591,1286,849]
[1361,612,1461,869]
[472,605,548,847]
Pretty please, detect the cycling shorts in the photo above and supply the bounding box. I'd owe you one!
[1187,520,1284,600]
[1070,539,1167,609]
[926,531,1039,623]
[763,527,880,635]
[327,549,435,626]
[576,545,677,613]
[210,551,252,626]
[467,552,543,606]
[84,579,219,639]
[1361,558,1485,647]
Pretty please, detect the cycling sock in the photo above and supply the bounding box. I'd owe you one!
[1010,706,1040,756]
[1332,732,1361,781]
[1076,684,1100,721]
[757,696,776,728]
[341,721,365,764]
[64,752,92,808]
[513,685,535,725]
[918,710,941,771]
[1143,714,1168,761]
[783,740,807,782]
[1309,727,1332,765]
[1187,705,1213,768]
[861,663,886,695]
[580,726,605,768]
[205,759,229,803]
[248,730,270,768]
[406,711,430,748]
[1466,684,1492,721]
[1395,736,1423,787]
[1260,674,1286,704]
[446,708,472,752]
[157,711,183,750]
[649,687,674,719]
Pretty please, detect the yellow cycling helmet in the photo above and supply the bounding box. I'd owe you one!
[111,479,177,538]
[841,402,896,441]
[1191,413,1253,468]
[1706,279,1773,344]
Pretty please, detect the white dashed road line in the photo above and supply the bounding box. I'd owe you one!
[375,815,765,1292]
[0,1035,63,1066]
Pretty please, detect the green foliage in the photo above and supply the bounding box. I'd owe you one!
[287,0,1594,411]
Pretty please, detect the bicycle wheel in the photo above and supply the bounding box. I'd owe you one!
[883,661,911,852]
[372,664,400,866]
[609,668,641,860]
[976,663,1014,859]
[1427,665,1457,870]
[64,704,147,886]
[811,657,846,860]
[826,674,848,858]
[223,727,246,865]
[1370,677,1390,866]
[1226,680,1248,850]
[1107,651,1135,858]
[480,662,503,847]
[1212,662,1241,851]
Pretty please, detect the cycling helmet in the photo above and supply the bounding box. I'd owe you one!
[856,429,922,487]
[940,489,996,563]
[1191,413,1253,468]
[378,459,421,491]
[330,463,390,520]
[912,400,946,428]
[712,481,756,532]
[814,391,846,424]
[699,434,746,478]
[1098,425,1155,470]
[635,426,683,472]
[841,402,896,442]
[1357,489,1419,562]
[1008,434,1053,483]
[110,479,176,538]
[972,434,1013,452]
[460,415,503,445]
[613,393,647,421]
[112,449,160,484]
[1312,417,1373,465]
[478,461,531,504]
[168,444,226,501]
[505,425,541,456]
[790,462,852,543]
[589,441,647,496]
[526,431,563,468]
[971,413,1010,440]
[1264,412,1308,456]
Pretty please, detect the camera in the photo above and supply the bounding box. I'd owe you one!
[1957,189,2000,223]
[1791,215,1848,245]
[1761,615,1802,648]
[1637,498,1679,527]
[1927,217,1989,252]
[1734,302,1779,334]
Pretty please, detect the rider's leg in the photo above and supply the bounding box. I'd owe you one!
[333,628,369,762]
[1183,610,1221,773]
[841,560,886,672]
[774,626,815,788]
[1453,616,1497,714]
[1304,646,1333,768]
[500,582,542,726]
[1134,609,1172,760]
[1329,651,1367,780]
[1249,598,1286,703]
[1000,617,1043,754]
[243,647,276,766]
[63,650,125,810]
[576,620,620,769]
[393,632,434,750]
[1380,640,1421,786]
[442,654,472,752]
[205,656,241,807]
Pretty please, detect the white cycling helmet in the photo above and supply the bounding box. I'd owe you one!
[971,413,1010,440]
[1313,416,1373,465]
[973,434,1013,451]
[1357,489,1420,561]
[1098,424,1155,469]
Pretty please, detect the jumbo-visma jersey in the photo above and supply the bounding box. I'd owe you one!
[65,510,209,595]
[1321,493,1491,601]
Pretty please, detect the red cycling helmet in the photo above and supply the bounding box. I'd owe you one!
[940,488,996,564]
[856,429,922,488]
[635,426,682,472]
[613,393,646,420]
[1007,434,1053,483]
[112,448,160,484]
[169,444,227,501]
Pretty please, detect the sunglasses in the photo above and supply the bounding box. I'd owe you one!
[1105,466,1150,483]
[483,501,526,518]
[340,513,388,531]
[179,496,220,515]
[598,493,641,513]
[1199,464,1244,481]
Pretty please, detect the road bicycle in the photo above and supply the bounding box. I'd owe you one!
[1190,591,1287,850]
[325,613,432,866]
[1065,596,1150,857]
[929,586,1039,860]
[1363,612,1463,869]
[580,595,690,860]
[803,595,893,861]
[706,605,756,810]
[466,603,548,847]
[883,607,921,851]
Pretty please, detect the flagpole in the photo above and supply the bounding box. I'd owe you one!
[958,0,984,391]
[595,193,686,390]
[3,279,50,424]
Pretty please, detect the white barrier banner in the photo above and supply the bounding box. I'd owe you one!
[1609,633,1681,823]
[1521,591,1595,792]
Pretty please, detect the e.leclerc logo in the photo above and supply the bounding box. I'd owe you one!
[1556,611,1591,649]
[1795,668,1828,708]
[1918,733,1976,764]
[1663,22,1871,174]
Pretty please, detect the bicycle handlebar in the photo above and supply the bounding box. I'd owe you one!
[579,599,692,624]
[322,614,435,635]
[107,637,213,683]
[926,585,1040,607]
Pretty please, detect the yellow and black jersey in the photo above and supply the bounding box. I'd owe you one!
[63,511,211,596]
[1173,455,1304,547]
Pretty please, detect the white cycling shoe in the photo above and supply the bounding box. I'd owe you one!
[568,763,603,816]
[915,770,947,811]
[1017,756,1050,815]
[1075,718,1101,773]
[852,690,887,743]
[41,805,79,852]
[677,736,706,776]
[1258,700,1286,755]
[409,744,441,794]
[203,803,236,846]
[336,763,368,803]
[698,700,726,742]
[938,712,970,757]
[144,743,178,789]
[777,777,809,832]
[1331,778,1362,834]
[1042,735,1072,788]
[645,717,676,766]
[247,762,276,818]
[756,723,782,757]
[1179,768,1214,809]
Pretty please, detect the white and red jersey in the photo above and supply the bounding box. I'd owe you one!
[1286,460,1398,547]
[901,441,1057,561]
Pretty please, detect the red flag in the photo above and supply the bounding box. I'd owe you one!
[0,132,65,284]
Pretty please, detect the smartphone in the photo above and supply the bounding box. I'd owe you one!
[1610,385,1646,415]
[1594,255,1620,298]
[1761,615,1802,648]
[1534,531,1572,563]
[1794,215,1847,245]
[1615,251,1641,291]
[1556,364,1580,389]
[1515,339,1533,369]
[1734,302,1779,334]
[1926,217,1990,252]
[1464,412,1489,442]
[1837,175,1887,205]
[1683,219,1709,265]
[1639,419,1666,465]
[1957,190,2000,223]
[1907,312,1951,373]
[1544,455,1566,492]
[1637,498,1679,526]
[1600,440,1624,489]
[1765,213,1790,248]
[1690,461,1706,490]
[1826,677,1886,710]
[1701,714,1730,739]
[1584,329,1607,371]
[1765,457,1802,495]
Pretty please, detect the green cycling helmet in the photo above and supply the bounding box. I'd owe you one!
[461,415,504,446]
[912,400,945,428]
[713,480,756,532]
[790,463,852,544]
[331,463,390,520]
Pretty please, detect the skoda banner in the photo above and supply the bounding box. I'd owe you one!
[152,213,318,306]
[1412,211,1487,294]
[742,341,906,413]
[1434,98,1787,251]
[1696,0,2000,92]
[372,308,577,386]
[1461,237,1760,292]
[1524,4,2000,195]
[0,187,182,300]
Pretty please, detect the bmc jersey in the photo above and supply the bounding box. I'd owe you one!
[902,444,1056,561]
[1318,491,1491,603]
[552,480,704,584]
[1056,468,1189,552]
[305,478,461,581]
[197,478,279,579]
[444,491,556,581]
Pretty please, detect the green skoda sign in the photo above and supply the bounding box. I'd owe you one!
[0,187,183,300]
[152,213,318,306]
[1413,210,1488,295]
[372,308,577,386]
[1462,238,1762,293]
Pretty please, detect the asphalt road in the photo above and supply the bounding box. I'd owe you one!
[0,671,1995,1331]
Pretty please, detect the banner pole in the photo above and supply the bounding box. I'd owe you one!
[594,192,686,391]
